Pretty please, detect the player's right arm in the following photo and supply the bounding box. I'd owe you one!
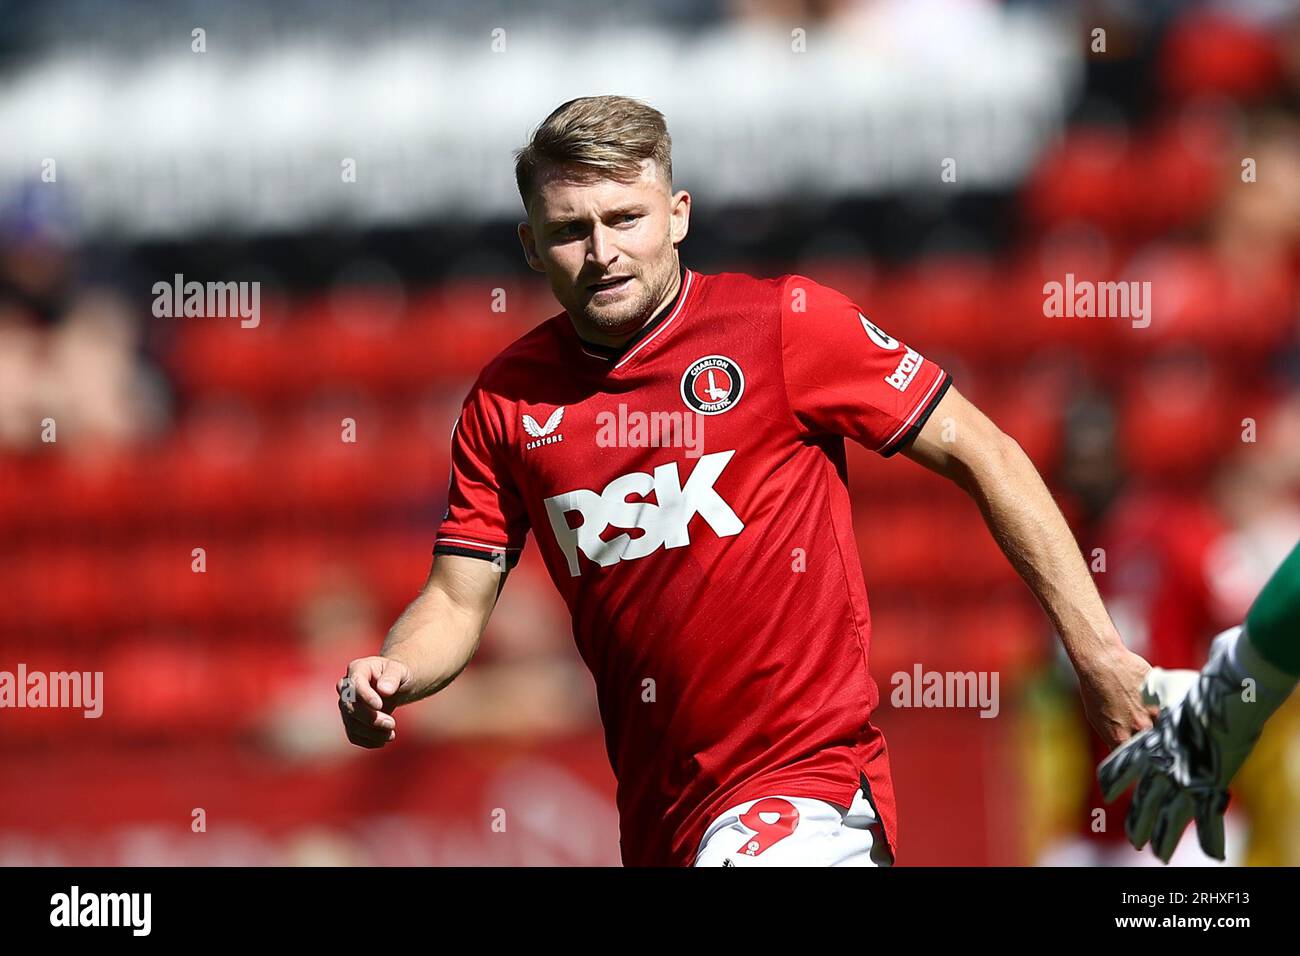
[338,553,507,749]
[340,367,529,749]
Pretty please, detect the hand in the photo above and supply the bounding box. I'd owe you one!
[1076,644,1155,752]
[1098,628,1256,863]
[337,656,414,749]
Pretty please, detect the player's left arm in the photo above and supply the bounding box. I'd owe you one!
[899,384,1154,750]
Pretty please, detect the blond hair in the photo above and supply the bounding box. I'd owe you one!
[514,95,672,214]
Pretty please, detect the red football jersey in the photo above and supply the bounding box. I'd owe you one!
[434,267,952,866]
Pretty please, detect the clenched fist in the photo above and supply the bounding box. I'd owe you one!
[1077,644,1156,752]
[337,657,414,749]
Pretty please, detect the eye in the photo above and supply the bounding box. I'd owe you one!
[618,213,640,224]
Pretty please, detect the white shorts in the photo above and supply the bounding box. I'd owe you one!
[693,777,894,867]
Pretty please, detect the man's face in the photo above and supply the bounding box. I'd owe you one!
[518,159,690,340]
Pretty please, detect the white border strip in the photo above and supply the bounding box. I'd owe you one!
[435,536,522,552]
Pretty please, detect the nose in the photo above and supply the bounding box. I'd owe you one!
[585,223,617,270]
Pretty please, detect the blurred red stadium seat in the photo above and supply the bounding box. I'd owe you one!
[1159,11,1287,103]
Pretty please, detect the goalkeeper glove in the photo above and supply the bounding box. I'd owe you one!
[1097,627,1259,863]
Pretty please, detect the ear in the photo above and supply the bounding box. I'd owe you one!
[669,189,691,246]
[517,221,545,273]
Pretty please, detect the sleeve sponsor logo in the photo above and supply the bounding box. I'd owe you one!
[858,313,899,350]
[885,348,923,392]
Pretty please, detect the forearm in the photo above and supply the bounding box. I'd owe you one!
[903,387,1149,746]
[380,582,488,705]
[956,435,1122,674]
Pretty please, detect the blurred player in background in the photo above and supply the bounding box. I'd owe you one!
[338,95,1158,867]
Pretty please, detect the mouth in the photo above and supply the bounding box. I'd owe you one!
[587,275,634,296]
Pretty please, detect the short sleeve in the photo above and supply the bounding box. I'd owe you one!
[780,274,952,457]
[433,382,530,569]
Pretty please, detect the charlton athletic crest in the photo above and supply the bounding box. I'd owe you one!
[681,355,744,416]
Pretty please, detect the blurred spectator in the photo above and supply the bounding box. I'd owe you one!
[0,184,168,452]
[260,555,595,761]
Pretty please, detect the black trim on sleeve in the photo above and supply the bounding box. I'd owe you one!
[880,374,953,459]
[433,544,522,570]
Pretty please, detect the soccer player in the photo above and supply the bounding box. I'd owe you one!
[1099,542,1300,864]
[337,95,1154,866]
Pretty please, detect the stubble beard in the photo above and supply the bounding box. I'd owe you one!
[577,256,677,339]
[580,273,655,335]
